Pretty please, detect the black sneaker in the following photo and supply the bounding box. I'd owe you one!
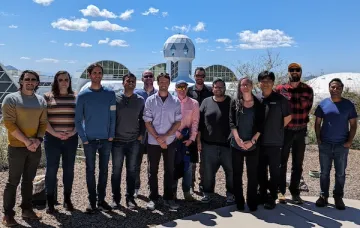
[85,204,97,214]
[126,199,138,209]
[291,195,304,205]
[98,201,112,212]
[264,200,276,210]
[315,196,328,207]
[236,204,245,211]
[334,197,346,210]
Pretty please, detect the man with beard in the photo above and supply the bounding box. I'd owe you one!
[111,73,145,209]
[134,70,157,198]
[75,63,116,213]
[2,70,47,226]
[198,78,234,204]
[314,78,357,210]
[275,63,314,205]
[143,73,182,211]
[187,67,213,193]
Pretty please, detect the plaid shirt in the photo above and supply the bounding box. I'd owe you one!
[275,82,314,129]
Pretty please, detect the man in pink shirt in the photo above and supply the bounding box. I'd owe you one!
[173,80,200,201]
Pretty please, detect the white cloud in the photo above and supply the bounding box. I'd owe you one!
[206,49,215,52]
[77,43,92,48]
[195,38,208,43]
[109,39,129,47]
[20,57,30,60]
[164,27,169,30]
[193,22,205,32]
[225,49,236,52]
[216,46,221,49]
[172,25,191,33]
[65,60,77,64]
[0,44,5,46]
[90,20,135,32]
[9,25,18,29]
[0,12,15,16]
[80,5,117,18]
[162,12,168,17]
[50,40,57,43]
[119,9,134,20]
[51,18,90,32]
[237,29,294,49]
[98,38,110,44]
[142,7,159,16]
[152,51,157,54]
[64,43,73,46]
[33,0,54,6]
[216,38,232,44]
[36,58,59,63]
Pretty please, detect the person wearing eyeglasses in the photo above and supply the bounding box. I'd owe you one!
[257,71,292,210]
[198,78,234,205]
[43,71,78,214]
[2,70,47,226]
[314,78,357,210]
[173,80,199,202]
[275,63,314,205]
[75,63,116,213]
[186,67,213,194]
[134,70,158,198]
[111,73,145,210]
[143,73,182,211]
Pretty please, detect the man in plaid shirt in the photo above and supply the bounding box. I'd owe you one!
[275,63,314,205]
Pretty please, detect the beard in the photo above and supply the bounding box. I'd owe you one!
[289,76,301,82]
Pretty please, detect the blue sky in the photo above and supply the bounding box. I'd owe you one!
[1,0,360,77]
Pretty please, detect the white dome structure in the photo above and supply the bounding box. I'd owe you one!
[163,34,195,82]
[306,72,360,102]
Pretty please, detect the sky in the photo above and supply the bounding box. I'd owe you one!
[0,0,360,77]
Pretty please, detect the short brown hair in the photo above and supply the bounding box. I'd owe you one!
[87,63,103,75]
[157,73,170,82]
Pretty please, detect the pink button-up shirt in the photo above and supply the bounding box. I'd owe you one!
[176,96,200,141]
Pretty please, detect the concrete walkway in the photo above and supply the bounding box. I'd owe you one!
[157,197,360,228]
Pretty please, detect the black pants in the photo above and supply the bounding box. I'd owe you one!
[147,142,176,201]
[279,129,306,196]
[232,147,258,208]
[3,146,42,217]
[258,146,282,200]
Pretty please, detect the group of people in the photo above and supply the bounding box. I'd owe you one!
[1,62,357,227]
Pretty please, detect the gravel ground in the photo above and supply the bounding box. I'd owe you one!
[0,145,359,228]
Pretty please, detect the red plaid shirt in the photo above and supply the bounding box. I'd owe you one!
[275,82,314,129]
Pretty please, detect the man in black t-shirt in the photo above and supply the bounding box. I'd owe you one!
[198,78,234,204]
[257,71,292,210]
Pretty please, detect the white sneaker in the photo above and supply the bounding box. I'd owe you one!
[134,189,139,199]
[146,200,155,211]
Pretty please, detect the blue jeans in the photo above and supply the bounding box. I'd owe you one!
[319,142,349,198]
[173,162,193,193]
[111,140,140,202]
[44,133,78,197]
[202,142,233,195]
[83,139,112,205]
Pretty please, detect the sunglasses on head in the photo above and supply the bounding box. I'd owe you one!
[23,78,37,82]
[143,75,153,79]
[58,78,69,82]
[289,68,301,73]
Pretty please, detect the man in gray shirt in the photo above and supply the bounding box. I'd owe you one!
[111,73,145,209]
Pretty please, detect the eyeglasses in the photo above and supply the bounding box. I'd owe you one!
[289,68,301,73]
[23,78,37,82]
[58,79,69,82]
[176,86,187,91]
[143,75,153,79]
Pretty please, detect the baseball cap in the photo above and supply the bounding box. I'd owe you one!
[175,80,188,86]
[288,62,302,70]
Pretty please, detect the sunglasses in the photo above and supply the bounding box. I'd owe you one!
[23,78,38,82]
[176,86,187,91]
[195,74,205,77]
[289,68,301,73]
[58,78,69,82]
[143,75,153,79]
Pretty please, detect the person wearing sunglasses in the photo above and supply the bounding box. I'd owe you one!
[42,71,78,214]
[275,63,314,205]
[2,70,47,226]
[173,80,199,202]
[111,73,145,210]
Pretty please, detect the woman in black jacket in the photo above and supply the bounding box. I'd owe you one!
[229,77,265,212]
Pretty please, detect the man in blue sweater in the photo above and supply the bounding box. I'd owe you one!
[75,63,116,213]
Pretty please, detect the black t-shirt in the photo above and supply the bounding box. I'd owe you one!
[199,96,231,146]
[259,91,291,146]
[187,85,214,105]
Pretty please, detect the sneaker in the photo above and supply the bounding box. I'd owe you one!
[46,205,58,214]
[334,197,346,210]
[164,200,180,210]
[291,195,304,205]
[98,201,112,212]
[184,192,195,202]
[126,199,138,209]
[264,199,276,210]
[22,209,42,220]
[226,194,235,204]
[2,215,18,227]
[189,187,194,195]
[315,196,328,207]
[63,200,74,211]
[201,195,212,204]
[147,200,156,211]
[134,189,139,199]
[85,204,97,214]
[278,193,287,204]
[110,201,121,210]
[236,203,245,211]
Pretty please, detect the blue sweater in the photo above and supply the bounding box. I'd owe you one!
[75,86,116,143]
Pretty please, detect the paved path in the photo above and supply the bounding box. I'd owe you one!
[157,197,360,228]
